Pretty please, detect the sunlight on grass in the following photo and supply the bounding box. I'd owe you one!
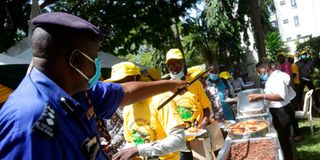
[293,117,320,160]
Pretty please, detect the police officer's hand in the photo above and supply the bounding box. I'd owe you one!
[170,80,188,95]
[112,147,138,160]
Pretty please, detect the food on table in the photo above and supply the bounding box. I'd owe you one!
[227,140,276,160]
[223,120,235,128]
[187,127,200,133]
[229,120,269,134]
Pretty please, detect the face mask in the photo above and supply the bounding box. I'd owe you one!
[208,73,219,81]
[260,73,268,81]
[170,70,184,80]
[70,49,101,89]
[301,55,307,60]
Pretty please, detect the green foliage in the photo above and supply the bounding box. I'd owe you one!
[180,0,244,68]
[50,0,198,56]
[265,30,289,61]
[122,50,154,68]
[293,118,320,160]
[1,0,274,73]
[0,0,31,52]
[296,36,320,68]
[204,0,244,66]
[296,36,320,57]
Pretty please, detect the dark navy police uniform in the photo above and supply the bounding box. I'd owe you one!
[0,67,123,159]
[0,12,119,159]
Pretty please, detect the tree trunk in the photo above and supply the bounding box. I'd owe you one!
[202,47,214,65]
[171,17,188,73]
[249,0,266,61]
[40,0,56,9]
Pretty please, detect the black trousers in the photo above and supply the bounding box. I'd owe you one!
[292,83,302,110]
[269,104,294,160]
[287,103,301,137]
[297,79,319,107]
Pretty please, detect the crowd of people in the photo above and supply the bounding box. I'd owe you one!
[0,12,318,160]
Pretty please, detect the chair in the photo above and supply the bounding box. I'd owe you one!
[295,89,314,135]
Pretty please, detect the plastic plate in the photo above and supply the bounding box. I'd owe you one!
[185,128,207,137]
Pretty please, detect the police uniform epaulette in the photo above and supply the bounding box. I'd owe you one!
[32,104,59,138]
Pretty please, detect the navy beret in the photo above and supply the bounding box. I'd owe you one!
[31,12,104,41]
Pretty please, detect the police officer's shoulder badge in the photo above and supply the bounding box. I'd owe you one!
[32,104,59,138]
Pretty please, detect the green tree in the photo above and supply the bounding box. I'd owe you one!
[181,0,273,67]
[265,30,288,61]
[0,1,31,52]
[296,36,320,68]
[50,0,198,56]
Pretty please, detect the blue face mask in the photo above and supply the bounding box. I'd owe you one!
[260,73,268,81]
[170,70,185,80]
[301,55,307,60]
[208,73,219,81]
[70,49,101,89]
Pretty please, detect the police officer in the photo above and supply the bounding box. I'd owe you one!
[0,12,187,160]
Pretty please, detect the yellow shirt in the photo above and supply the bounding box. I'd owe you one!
[292,63,300,84]
[123,95,184,160]
[173,76,211,129]
[0,84,13,104]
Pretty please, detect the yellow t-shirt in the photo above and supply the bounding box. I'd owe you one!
[123,95,184,160]
[292,63,300,84]
[0,84,13,104]
[173,76,211,129]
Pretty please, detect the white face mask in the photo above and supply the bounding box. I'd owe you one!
[170,70,185,80]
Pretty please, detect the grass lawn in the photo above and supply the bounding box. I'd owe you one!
[293,113,320,160]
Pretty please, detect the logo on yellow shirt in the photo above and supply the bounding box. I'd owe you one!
[129,118,158,146]
[175,96,200,129]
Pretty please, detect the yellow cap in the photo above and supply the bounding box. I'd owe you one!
[288,54,295,59]
[277,51,286,57]
[300,50,307,55]
[165,48,183,64]
[187,65,206,79]
[219,71,232,79]
[140,68,162,81]
[105,62,140,82]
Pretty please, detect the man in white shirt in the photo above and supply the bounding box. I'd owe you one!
[248,61,296,160]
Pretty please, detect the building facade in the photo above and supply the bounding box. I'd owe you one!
[270,0,320,52]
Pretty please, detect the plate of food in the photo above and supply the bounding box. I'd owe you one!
[219,120,236,129]
[184,128,207,137]
[227,119,269,139]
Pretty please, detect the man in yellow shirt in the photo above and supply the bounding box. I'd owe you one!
[108,62,186,160]
[165,49,211,160]
[288,54,301,110]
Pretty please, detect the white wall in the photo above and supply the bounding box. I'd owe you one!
[271,0,320,52]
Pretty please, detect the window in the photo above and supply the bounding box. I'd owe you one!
[283,19,289,24]
[294,16,299,26]
[291,0,297,8]
[271,21,278,28]
[280,0,286,5]
[287,37,292,41]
